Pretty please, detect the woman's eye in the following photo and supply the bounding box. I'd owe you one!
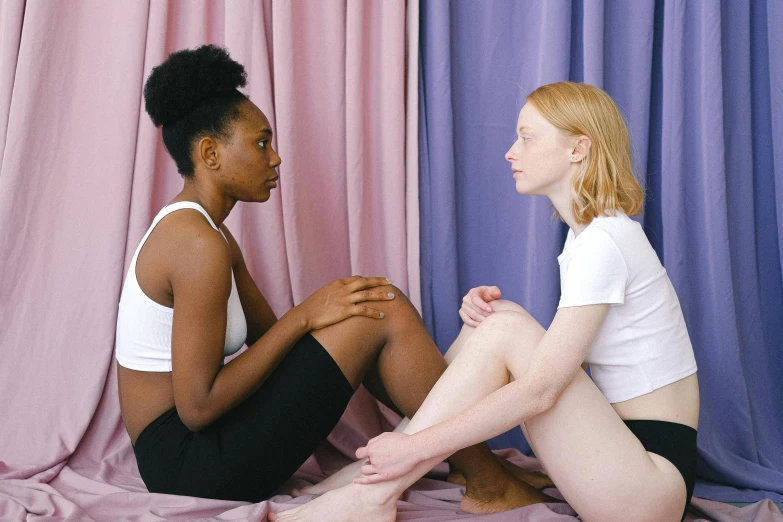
[258,140,267,149]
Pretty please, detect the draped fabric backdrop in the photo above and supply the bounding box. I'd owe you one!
[0,0,419,518]
[419,0,783,503]
[0,0,782,520]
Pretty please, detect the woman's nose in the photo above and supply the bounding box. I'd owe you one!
[271,149,282,168]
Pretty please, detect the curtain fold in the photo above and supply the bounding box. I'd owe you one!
[0,1,419,517]
[419,0,783,502]
[0,0,25,165]
[0,0,151,480]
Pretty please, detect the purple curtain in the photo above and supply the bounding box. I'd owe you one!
[419,0,783,503]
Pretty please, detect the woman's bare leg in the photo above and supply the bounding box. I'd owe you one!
[297,288,540,510]
[271,308,687,522]
[270,310,547,522]
[291,418,410,497]
[295,298,550,497]
[443,301,553,489]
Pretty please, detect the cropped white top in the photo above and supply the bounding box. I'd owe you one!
[115,202,247,372]
[557,212,697,403]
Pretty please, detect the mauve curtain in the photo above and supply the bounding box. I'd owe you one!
[419,0,783,503]
[0,0,418,516]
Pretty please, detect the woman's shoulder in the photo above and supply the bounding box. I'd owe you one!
[587,212,662,272]
[584,212,642,245]
[150,209,232,270]
[159,208,225,242]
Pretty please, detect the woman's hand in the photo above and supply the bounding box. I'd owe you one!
[459,285,502,327]
[353,432,422,484]
[296,276,395,331]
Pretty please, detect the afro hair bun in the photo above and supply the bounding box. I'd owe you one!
[143,44,247,127]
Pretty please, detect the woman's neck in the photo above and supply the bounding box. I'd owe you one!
[548,186,589,237]
[173,181,236,228]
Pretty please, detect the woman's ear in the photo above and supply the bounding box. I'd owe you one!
[197,137,220,170]
[572,136,591,161]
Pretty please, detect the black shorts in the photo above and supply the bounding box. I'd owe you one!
[624,419,698,521]
[133,333,354,502]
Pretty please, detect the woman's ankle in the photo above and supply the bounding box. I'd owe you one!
[355,481,401,506]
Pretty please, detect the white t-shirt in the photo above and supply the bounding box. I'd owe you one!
[557,211,697,403]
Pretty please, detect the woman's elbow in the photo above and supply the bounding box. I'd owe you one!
[534,389,559,416]
[176,403,212,432]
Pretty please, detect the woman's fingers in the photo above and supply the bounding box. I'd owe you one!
[462,291,490,313]
[459,308,481,327]
[349,289,396,304]
[341,275,363,285]
[344,276,392,293]
[349,304,385,319]
[354,474,384,485]
[479,285,502,302]
[360,464,376,476]
[462,306,485,324]
[470,293,493,313]
[355,446,368,459]
[458,285,502,327]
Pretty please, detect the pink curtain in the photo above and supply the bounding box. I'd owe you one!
[1,1,778,521]
[0,0,420,518]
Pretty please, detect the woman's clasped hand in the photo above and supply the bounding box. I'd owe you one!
[354,432,420,484]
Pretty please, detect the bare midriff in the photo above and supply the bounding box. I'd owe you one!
[610,373,700,430]
[117,365,175,445]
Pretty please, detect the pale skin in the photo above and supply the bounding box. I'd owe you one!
[117,97,557,512]
[269,102,700,522]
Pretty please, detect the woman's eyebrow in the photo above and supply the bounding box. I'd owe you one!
[517,125,532,133]
[257,128,273,137]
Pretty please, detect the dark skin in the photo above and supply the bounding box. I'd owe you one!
[117,98,551,512]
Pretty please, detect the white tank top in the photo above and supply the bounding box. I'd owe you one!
[115,202,247,372]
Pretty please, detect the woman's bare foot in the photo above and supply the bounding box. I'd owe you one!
[291,459,367,497]
[270,483,396,522]
[293,419,413,497]
[498,457,555,490]
[448,455,555,491]
[460,466,556,514]
[447,471,468,486]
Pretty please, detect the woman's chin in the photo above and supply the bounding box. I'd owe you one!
[258,186,276,201]
[514,179,531,195]
[246,190,272,203]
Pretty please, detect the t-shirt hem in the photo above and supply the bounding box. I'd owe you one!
[557,295,625,308]
[602,364,698,404]
[648,364,698,392]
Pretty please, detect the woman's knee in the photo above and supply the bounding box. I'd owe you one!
[488,299,531,317]
[332,284,416,333]
[465,311,544,363]
[379,285,423,326]
[475,309,543,337]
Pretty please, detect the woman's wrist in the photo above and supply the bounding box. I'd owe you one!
[410,430,440,463]
[286,304,312,334]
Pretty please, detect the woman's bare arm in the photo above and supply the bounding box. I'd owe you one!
[356,304,609,483]
[411,304,609,458]
[219,225,277,345]
[169,221,392,432]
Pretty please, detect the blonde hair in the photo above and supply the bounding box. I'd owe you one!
[527,82,643,224]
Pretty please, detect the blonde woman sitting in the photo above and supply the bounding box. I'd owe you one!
[271,82,699,522]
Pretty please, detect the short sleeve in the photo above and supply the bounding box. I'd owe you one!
[558,229,628,308]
